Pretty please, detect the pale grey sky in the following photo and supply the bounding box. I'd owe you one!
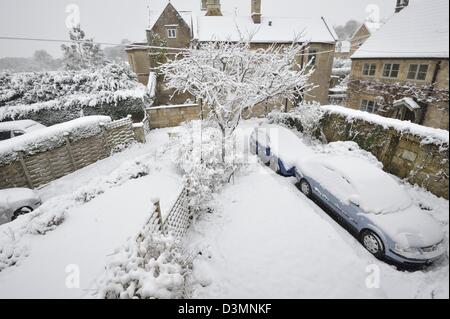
[0,0,396,58]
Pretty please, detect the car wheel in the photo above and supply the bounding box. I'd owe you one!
[361,230,385,258]
[12,206,33,221]
[299,179,312,198]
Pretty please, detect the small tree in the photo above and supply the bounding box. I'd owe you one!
[160,40,314,161]
[61,25,108,70]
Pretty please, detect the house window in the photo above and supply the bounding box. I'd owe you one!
[407,64,429,81]
[362,63,376,76]
[167,28,177,39]
[360,99,378,113]
[308,49,317,66]
[382,63,400,78]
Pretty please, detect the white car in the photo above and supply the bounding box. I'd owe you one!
[0,188,42,224]
[0,120,46,141]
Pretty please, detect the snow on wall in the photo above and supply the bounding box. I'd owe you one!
[321,105,449,146]
[0,116,111,164]
[0,116,137,189]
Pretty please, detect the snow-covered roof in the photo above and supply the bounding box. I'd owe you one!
[194,16,337,44]
[363,21,382,35]
[394,97,421,110]
[352,0,449,59]
[147,2,202,32]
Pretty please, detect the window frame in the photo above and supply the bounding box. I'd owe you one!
[407,63,429,81]
[362,63,377,77]
[382,63,400,78]
[167,28,177,39]
[360,99,378,113]
[307,49,318,67]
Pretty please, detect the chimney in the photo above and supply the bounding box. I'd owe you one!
[205,0,222,16]
[251,0,262,24]
[395,0,409,13]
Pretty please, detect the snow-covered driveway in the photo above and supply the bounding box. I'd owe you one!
[187,164,449,299]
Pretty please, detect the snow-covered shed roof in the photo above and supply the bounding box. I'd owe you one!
[194,16,337,44]
[394,97,421,110]
[352,0,449,59]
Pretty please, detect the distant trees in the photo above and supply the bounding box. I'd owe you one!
[334,20,361,40]
[61,26,108,70]
[0,50,61,73]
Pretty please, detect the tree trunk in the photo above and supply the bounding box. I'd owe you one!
[221,128,226,163]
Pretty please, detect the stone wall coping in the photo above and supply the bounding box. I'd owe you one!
[146,103,199,111]
[321,105,449,146]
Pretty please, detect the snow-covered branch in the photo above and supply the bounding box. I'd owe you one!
[159,40,314,161]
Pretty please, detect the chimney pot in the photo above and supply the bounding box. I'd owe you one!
[206,0,222,16]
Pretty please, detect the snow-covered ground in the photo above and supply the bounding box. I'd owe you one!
[0,119,448,299]
[0,127,183,298]
[186,164,449,299]
[185,121,449,299]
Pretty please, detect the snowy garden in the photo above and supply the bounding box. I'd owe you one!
[0,20,448,300]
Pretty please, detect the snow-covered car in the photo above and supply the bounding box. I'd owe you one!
[295,155,446,265]
[250,124,314,176]
[0,188,41,224]
[0,120,46,141]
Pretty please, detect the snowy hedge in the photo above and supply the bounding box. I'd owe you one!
[0,63,148,125]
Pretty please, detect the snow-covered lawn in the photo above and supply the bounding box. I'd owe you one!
[0,127,183,298]
[186,164,449,299]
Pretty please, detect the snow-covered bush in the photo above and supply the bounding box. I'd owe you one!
[0,63,147,125]
[268,102,325,138]
[99,230,191,299]
[166,121,243,215]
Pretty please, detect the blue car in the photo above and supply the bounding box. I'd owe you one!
[250,125,314,177]
[295,154,446,265]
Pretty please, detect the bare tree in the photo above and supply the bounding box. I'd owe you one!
[159,40,314,161]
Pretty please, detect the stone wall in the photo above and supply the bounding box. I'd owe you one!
[275,106,449,199]
[347,58,449,130]
[0,117,137,189]
[146,102,294,129]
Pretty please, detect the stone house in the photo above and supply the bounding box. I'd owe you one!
[127,0,337,106]
[347,0,449,130]
[349,21,382,57]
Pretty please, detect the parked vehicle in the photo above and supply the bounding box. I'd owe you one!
[0,188,41,224]
[0,120,46,141]
[295,155,445,265]
[250,124,314,176]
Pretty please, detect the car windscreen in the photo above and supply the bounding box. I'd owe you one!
[0,131,11,141]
